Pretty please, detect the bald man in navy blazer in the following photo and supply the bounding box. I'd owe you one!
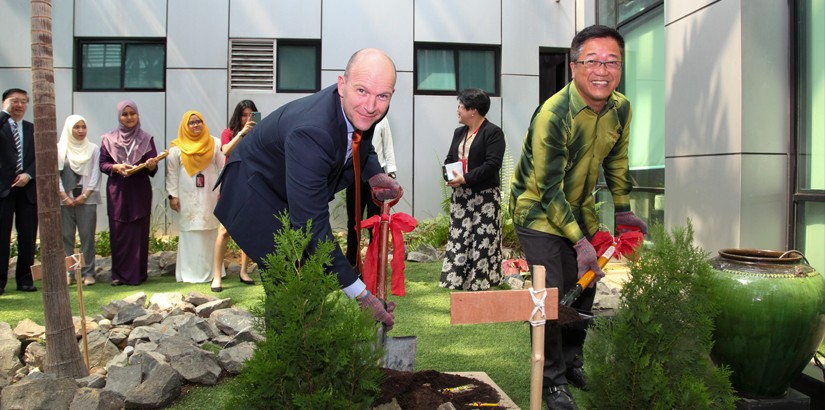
[215,49,402,328]
[0,89,38,294]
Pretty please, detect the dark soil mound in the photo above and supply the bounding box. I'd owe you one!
[376,369,504,409]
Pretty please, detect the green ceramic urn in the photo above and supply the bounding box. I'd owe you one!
[709,249,825,398]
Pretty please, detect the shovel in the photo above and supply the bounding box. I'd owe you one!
[556,228,644,325]
[372,196,417,372]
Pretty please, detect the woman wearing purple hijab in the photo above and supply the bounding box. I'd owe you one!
[99,100,159,286]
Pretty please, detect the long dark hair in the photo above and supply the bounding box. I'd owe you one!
[228,99,258,134]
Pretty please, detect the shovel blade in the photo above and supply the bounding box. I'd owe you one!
[382,336,417,372]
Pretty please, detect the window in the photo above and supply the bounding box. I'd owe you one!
[76,39,165,91]
[276,41,320,93]
[414,44,499,95]
[596,3,666,230]
[792,0,825,271]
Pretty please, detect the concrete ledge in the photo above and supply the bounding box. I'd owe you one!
[449,372,520,409]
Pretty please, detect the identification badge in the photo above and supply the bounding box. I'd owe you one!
[195,173,205,188]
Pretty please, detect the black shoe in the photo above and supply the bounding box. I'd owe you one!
[111,280,123,287]
[211,286,223,293]
[565,367,589,391]
[544,385,578,410]
[17,285,37,292]
[239,277,255,285]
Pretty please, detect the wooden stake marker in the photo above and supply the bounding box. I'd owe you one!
[450,265,556,410]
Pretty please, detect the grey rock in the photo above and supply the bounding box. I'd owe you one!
[85,330,121,369]
[112,304,148,326]
[504,274,526,290]
[13,319,45,340]
[185,291,219,307]
[373,398,403,410]
[177,319,211,344]
[156,335,220,385]
[129,351,167,380]
[122,292,147,308]
[106,327,131,345]
[218,342,255,375]
[132,341,158,355]
[231,327,264,345]
[148,292,185,311]
[132,312,163,327]
[103,365,141,398]
[127,326,164,347]
[70,387,123,410]
[0,323,23,377]
[105,349,130,370]
[123,363,180,409]
[437,402,458,410]
[22,341,46,369]
[210,308,254,336]
[194,298,233,318]
[406,244,440,263]
[75,373,107,389]
[100,300,132,320]
[0,374,78,410]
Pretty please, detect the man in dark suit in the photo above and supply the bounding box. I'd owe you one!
[1,88,38,294]
[215,48,401,328]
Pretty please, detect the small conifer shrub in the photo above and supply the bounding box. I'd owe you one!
[582,222,736,409]
[225,213,383,409]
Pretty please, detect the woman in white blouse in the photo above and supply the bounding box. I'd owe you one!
[58,115,102,286]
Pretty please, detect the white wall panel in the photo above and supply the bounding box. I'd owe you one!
[412,95,459,219]
[53,0,75,68]
[740,154,787,251]
[322,0,414,72]
[229,0,321,38]
[414,0,501,44]
[0,2,31,68]
[167,0,228,69]
[75,0,166,37]
[502,0,575,76]
[665,0,722,25]
[665,155,742,255]
[501,75,540,164]
[665,0,742,157]
[741,0,789,154]
[54,69,74,134]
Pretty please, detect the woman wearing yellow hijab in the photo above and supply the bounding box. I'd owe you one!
[166,111,225,283]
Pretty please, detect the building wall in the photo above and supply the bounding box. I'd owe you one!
[0,0,581,234]
[664,0,790,255]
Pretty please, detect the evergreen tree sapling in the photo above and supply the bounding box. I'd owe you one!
[226,212,384,409]
[582,222,735,409]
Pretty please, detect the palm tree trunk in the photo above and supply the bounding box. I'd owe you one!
[31,0,88,378]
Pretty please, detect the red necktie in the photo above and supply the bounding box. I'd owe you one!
[352,130,363,273]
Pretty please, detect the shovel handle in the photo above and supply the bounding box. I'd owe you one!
[560,243,616,306]
[375,199,391,301]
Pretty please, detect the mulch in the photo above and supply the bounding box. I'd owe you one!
[376,368,504,409]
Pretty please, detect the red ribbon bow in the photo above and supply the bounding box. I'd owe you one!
[590,229,644,259]
[360,211,417,296]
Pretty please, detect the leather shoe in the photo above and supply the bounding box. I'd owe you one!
[565,367,588,391]
[17,286,37,292]
[544,385,578,410]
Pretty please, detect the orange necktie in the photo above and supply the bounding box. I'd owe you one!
[352,130,363,273]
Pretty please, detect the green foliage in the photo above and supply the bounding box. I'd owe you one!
[95,231,112,257]
[405,213,450,252]
[149,234,178,253]
[582,221,736,409]
[225,212,383,410]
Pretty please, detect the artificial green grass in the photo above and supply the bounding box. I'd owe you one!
[1,262,536,408]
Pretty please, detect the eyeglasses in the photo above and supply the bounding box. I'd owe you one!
[7,98,29,105]
[187,120,203,126]
[574,60,623,70]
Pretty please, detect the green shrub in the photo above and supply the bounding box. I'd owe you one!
[95,231,112,257]
[225,212,383,410]
[582,222,735,409]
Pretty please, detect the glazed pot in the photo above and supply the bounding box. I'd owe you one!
[708,249,825,398]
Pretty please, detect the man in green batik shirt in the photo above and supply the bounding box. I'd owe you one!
[510,25,649,410]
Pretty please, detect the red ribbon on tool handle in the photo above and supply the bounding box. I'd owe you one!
[360,211,417,296]
[590,228,644,259]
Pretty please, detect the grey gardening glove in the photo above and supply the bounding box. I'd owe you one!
[358,290,395,331]
[573,238,604,287]
[615,211,649,235]
[368,173,403,201]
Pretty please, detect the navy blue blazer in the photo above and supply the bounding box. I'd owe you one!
[214,84,383,290]
[0,111,36,201]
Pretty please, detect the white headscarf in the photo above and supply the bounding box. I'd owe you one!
[57,114,96,175]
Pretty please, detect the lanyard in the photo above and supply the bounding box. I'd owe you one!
[460,120,484,173]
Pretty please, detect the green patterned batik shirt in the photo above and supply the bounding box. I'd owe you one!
[510,81,633,243]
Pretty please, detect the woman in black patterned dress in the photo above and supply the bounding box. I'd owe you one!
[439,88,506,290]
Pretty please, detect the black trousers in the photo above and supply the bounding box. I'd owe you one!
[515,224,596,388]
[0,187,38,290]
[345,180,380,267]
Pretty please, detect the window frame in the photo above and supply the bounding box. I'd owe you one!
[75,38,166,92]
[275,39,321,93]
[413,43,501,96]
